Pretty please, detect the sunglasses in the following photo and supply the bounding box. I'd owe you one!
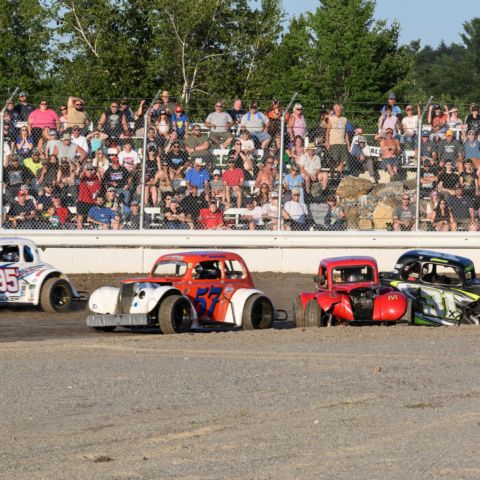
[40,102,48,106]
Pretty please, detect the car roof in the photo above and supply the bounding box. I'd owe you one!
[157,251,245,263]
[397,250,474,269]
[0,237,37,249]
[321,256,377,268]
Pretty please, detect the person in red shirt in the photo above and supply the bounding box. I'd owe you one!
[222,159,244,208]
[52,194,70,225]
[76,164,101,229]
[199,200,226,229]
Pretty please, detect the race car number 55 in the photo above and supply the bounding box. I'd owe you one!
[0,267,19,293]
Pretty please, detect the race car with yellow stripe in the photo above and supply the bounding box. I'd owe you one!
[380,250,480,326]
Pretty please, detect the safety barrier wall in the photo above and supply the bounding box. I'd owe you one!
[14,230,480,274]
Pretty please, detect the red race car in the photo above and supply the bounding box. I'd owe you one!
[87,251,285,333]
[293,256,408,327]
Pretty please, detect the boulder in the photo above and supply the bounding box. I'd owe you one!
[344,206,360,230]
[336,176,373,200]
[372,181,404,198]
[373,200,395,230]
[358,218,374,230]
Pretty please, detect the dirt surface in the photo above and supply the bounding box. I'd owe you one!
[1,273,480,479]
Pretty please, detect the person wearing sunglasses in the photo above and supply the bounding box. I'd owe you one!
[13,92,34,122]
[287,103,306,142]
[66,96,89,132]
[205,101,234,149]
[27,100,60,145]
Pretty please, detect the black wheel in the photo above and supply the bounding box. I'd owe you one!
[305,300,326,327]
[463,303,480,325]
[242,294,274,330]
[40,277,73,313]
[158,295,193,334]
[292,296,305,328]
[92,326,116,332]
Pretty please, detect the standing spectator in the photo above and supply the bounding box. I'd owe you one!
[97,102,129,139]
[133,99,148,137]
[54,132,87,162]
[185,158,210,193]
[324,194,346,231]
[198,200,226,230]
[15,126,34,161]
[14,92,35,122]
[282,188,308,230]
[222,159,244,208]
[401,104,420,149]
[227,99,245,131]
[76,164,101,229]
[119,98,134,123]
[309,110,330,155]
[7,189,37,228]
[118,141,140,173]
[66,96,89,132]
[379,128,401,179]
[428,104,449,138]
[171,105,189,139]
[298,143,328,195]
[463,130,480,169]
[287,103,306,141]
[433,129,464,171]
[159,91,175,117]
[446,106,463,130]
[240,103,271,150]
[326,103,349,173]
[377,105,398,138]
[27,100,60,144]
[87,195,120,230]
[465,105,480,136]
[102,156,131,203]
[184,125,210,162]
[393,194,416,231]
[4,156,35,203]
[448,184,477,231]
[71,126,89,153]
[205,101,233,148]
[437,160,460,196]
[380,92,402,116]
[431,197,456,231]
[180,186,208,225]
[266,98,285,137]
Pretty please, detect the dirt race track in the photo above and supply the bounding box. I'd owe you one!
[1,272,480,480]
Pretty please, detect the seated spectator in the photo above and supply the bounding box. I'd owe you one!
[419,160,439,197]
[119,97,133,123]
[151,160,173,200]
[431,197,456,231]
[180,186,208,225]
[37,154,60,189]
[4,155,35,203]
[86,131,108,157]
[36,127,53,159]
[461,159,477,198]
[164,197,192,229]
[349,136,378,182]
[287,103,306,142]
[255,157,277,191]
[401,104,420,149]
[299,143,328,195]
[87,195,120,230]
[41,205,62,229]
[51,194,71,226]
[209,169,226,205]
[171,105,189,139]
[123,200,141,229]
[428,104,448,138]
[7,189,37,228]
[40,129,62,159]
[240,103,271,149]
[23,149,43,178]
[393,194,416,231]
[241,198,264,230]
[379,128,401,179]
[146,126,163,151]
[184,125,210,162]
[36,183,55,213]
[76,164,101,229]
[185,158,210,193]
[199,200,227,230]
[92,150,109,179]
[238,129,255,155]
[282,188,308,230]
[229,138,256,180]
[433,129,464,171]
[165,141,189,177]
[155,110,171,140]
[266,98,285,137]
[380,92,402,117]
[463,130,480,169]
[56,157,79,205]
[102,156,131,204]
[118,141,140,173]
[324,194,346,231]
[420,130,435,163]
[14,92,34,122]
[283,164,305,201]
[205,101,233,148]
[71,126,89,153]
[424,190,441,223]
[262,191,279,230]
[447,184,478,231]
[227,99,245,132]
[104,186,117,209]
[437,160,460,196]
[222,159,244,208]
[54,132,87,163]
[255,183,271,207]
[16,126,34,161]
[97,102,129,139]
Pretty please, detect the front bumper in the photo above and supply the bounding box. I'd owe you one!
[87,313,150,327]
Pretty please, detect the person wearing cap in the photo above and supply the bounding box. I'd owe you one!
[27,100,61,145]
[36,183,55,213]
[159,90,175,117]
[287,103,306,142]
[53,131,87,162]
[298,142,329,194]
[392,194,416,231]
[463,129,480,169]
[205,101,234,148]
[104,186,118,209]
[283,164,305,202]
[164,196,192,230]
[419,159,438,196]
[380,92,402,117]
[377,104,398,139]
[184,124,210,160]
[447,184,478,231]
[7,187,37,228]
[261,191,280,230]
[87,194,120,230]
[164,140,189,180]
[349,136,378,183]
[75,163,101,228]
[222,159,244,208]
[171,104,189,139]
[428,103,449,137]
[326,103,349,173]
[97,102,129,139]
[198,200,226,230]
[433,129,464,171]
[119,98,133,122]
[4,155,35,203]
[281,187,308,230]
[70,125,89,153]
[446,106,463,130]
[240,103,271,150]
[401,104,421,149]
[420,130,435,162]
[39,128,62,159]
[379,127,401,179]
[209,169,226,205]
[466,104,480,137]
[13,92,34,122]
[66,96,89,132]
[102,156,132,204]
[185,157,210,193]
[23,148,44,178]
[123,200,142,230]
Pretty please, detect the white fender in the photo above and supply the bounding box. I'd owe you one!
[29,265,80,305]
[89,286,120,314]
[223,288,267,327]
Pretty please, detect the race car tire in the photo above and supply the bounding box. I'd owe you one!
[92,326,116,332]
[292,296,305,328]
[40,277,73,313]
[158,295,193,334]
[305,300,326,327]
[242,294,274,330]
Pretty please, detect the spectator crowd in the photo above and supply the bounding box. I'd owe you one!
[2,90,480,231]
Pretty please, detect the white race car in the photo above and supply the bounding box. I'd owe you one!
[0,237,79,312]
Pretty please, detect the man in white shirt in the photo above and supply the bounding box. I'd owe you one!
[71,125,89,153]
[282,188,308,230]
[118,141,140,173]
[401,104,420,149]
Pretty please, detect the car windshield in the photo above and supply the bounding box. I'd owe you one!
[152,260,187,277]
[421,263,462,286]
[464,264,476,282]
[332,266,374,284]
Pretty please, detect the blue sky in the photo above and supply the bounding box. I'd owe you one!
[282,0,478,47]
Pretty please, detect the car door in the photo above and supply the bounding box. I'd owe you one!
[0,244,22,303]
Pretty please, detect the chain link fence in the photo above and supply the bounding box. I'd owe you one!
[1,93,479,233]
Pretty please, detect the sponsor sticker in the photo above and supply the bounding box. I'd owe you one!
[225,284,234,294]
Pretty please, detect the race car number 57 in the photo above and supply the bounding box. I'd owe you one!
[0,267,19,293]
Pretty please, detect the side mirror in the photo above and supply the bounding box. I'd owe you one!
[314,275,326,285]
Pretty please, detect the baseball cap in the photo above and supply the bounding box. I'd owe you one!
[18,190,26,196]
[61,132,71,140]
[445,129,454,137]
[250,102,258,109]
[19,92,27,97]
[161,90,169,97]
[422,130,430,136]
[194,158,204,166]
[433,103,441,110]
[107,186,117,192]
[175,105,183,112]
[291,188,300,195]
[357,136,366,143]
[306,142,316,150]
[212,169,221,176]
[271,191,278,198]
[49,129,58,136]
[130,200,139,206]
[388,92,396,100]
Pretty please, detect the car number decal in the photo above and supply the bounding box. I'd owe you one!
[0,267,20,293]
[420,287,459,320]
[193,286,223,317]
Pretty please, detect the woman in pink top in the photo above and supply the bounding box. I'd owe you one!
[27,100,60,145]
[288,103,306,141]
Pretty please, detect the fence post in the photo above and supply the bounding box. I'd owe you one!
[277,93,298,231]
[0,87,19,230]
[415,96,433,232]
[140,89,162,230]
